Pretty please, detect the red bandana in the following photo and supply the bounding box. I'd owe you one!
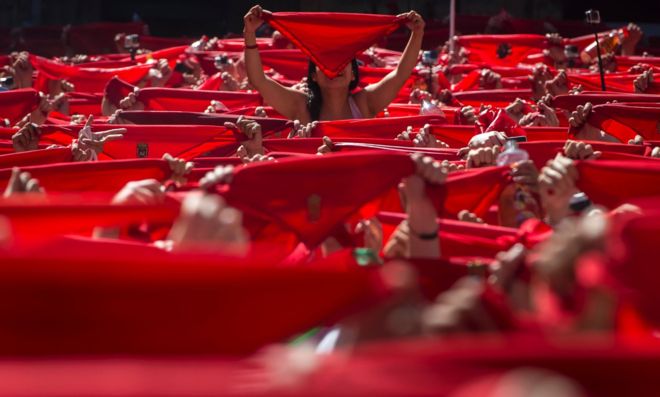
[0,89,40,125]
[263,11,403,78]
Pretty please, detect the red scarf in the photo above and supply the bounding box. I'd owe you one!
[136,88,262,112]
[553,91,660,111]
[577,160,660,209]
[0,89,40,125]
[570,104,660,142]
[0,148,72,169]
[0,159,172,193]
[0,236,380,355]
[456,34,547,66]
[31,55,152,93]
[219,151,415,247]
[262,11,404,78]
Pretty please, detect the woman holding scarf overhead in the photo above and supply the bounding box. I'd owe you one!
[243,5,424,123]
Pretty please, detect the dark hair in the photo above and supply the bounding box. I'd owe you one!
[306,59,359,121]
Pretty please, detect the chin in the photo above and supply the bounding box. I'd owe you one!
[320,77,351,89]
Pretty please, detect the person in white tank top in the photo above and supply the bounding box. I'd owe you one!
[242,5,426,124]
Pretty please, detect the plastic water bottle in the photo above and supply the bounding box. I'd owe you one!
[496,140,539,227]
[496,139,529,166]
[419,99,445,117]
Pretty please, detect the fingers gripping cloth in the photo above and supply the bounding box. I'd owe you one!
[262,11,404,78]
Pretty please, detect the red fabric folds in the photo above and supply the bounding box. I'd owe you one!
[116,110,292,136]
[0,89,40,125]
[220,151,415,247]
[43,124,233,160]
[552,91,660,111]
[311,115,446,139]
[136,88,262,112]
[0,148,72,169]
[574,104,660,142]
[263,11,403,78]
[0,198,179,240]
[456,34,547,66]
[0,159,172,193]
[31,55,152,93]
[577,160,660,209]
[451,89,534,108]
[0,237,379,355]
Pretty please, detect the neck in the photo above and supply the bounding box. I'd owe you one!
[319,86,351,120]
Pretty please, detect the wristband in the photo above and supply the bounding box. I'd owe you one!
[409,225,439,240]
[244,43,259,50]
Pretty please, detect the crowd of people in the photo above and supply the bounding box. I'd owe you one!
[1,4,660,395]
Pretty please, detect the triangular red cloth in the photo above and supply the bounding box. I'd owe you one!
[219,151,415,247]
[451,89,534,108]
[484,109,527,137]
[607,211,660,326]
[567,72,660,94]
[30,55,152,93]
[0,198,179,240]
[116,110,292,136]
[311,115,446,139]
[0,159,172,193]
[455,34,547,66]
[0,89,40,125]
[552,91,660,111]
[33,124,232,161]
[570,104,660,142]
[0,236,379,355]
[0,148,72,169]
[577,160,660,209]
[136,88,262,112]
[263,11,403,78]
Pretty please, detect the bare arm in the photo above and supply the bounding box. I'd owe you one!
[243,6,307,121]
[362,11,424,116]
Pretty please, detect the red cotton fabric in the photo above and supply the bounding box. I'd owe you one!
[0,148,73,169]
[219,151,415,247]
[135,88,262,112]
[30,55,152,93]
[577,160,660,209]
[116,110,293,136]
[0,89,40,125]
[552,91,660,111]
[573,104,660,142]
[0,237,379,355]
[262,11,404,78]
[0,159,172,193]
[0,199,180,240]
[311,115,446,139]
[455,34,548,66]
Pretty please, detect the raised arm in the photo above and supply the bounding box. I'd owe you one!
[243,5,307,121]
[362,11,424,116]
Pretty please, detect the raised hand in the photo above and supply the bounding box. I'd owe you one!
[199,165,234,190]
[563,140,602,160]
[244,5,265,34]
[75,115,126,160]
[316,136,336,155]
[458,209,484,224]
[11,123,40,152]
[398,10,425,33]
[544,70,569,96]
[226,116,264,158]
[162,153,194,186]
[3,167,44,197]
[413,124,449,148]
[466,146,501,168]
[538,154,579,225]
[111,179,165,206]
